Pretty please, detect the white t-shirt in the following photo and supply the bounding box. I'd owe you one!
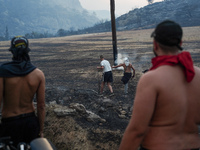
[100,60,112,73]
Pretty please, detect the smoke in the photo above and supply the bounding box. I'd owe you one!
[115,53,126,65]
[136,55,151,72]
[115,48,136,65]
[115,48,127,64]
[115,47,152,72]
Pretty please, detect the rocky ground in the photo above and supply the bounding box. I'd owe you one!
[0,27,200,150]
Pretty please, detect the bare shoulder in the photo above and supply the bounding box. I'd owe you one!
[30,68,45,80]
[137,69,163,92]
[140,70,159,83]
[194,66,200,73]
[34,68,44,74]
[194,66,200,80]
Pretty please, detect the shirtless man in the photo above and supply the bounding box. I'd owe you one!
[112,57,135,94]
[0,36,45,146]
[119,20,200,150]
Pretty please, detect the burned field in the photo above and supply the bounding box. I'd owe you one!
[1,27,199,104]
[0,27,200,129]
[0,27,200,149]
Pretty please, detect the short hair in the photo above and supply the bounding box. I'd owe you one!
[151,20,183,50]
[158,42,179,52]
[100,55,104,59]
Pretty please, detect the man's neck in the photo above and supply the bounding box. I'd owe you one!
[157,49,180,56]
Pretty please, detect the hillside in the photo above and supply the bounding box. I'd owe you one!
[0,0,99,37]
[79,0,200,34]
[0,26,200,149]
[1,0,200,39]
[116,0,200,30]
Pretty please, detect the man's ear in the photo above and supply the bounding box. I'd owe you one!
[180,40,183,46]
[153,40,159,50]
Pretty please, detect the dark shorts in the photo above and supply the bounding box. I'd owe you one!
[139,146,199,150]
[121,72,132,84]
[0,112,40,147]
[139,146,148,150]
[103,71,113,83]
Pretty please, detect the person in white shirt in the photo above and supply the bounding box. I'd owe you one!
[97,55,114,96]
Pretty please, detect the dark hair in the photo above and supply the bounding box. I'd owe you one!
[151,20,183,50]
[100,55,104,59]
[158,43,179,52]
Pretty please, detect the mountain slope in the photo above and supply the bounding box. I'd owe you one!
[116,0,200,30]
[79,0,200,34]
[0,0,99,36]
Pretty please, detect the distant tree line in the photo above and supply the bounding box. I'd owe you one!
[56,20,111,37]
[147,0,154,4]
[0,20,111,41]
[147,0,172,5]
[24,31,54,39]
[0,26,9,41]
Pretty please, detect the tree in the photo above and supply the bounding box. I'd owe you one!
[4,26,9,40]
[147,0,154,4]
[57,29,66,37]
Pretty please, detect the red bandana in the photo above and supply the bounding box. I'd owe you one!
[150,51,195,82]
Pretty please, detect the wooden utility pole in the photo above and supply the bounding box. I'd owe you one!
[110,0,118,65]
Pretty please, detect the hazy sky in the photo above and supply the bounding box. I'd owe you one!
[79,0,163,15]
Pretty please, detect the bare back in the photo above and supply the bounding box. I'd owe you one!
[1,68,45,118]
[141,65,200,149]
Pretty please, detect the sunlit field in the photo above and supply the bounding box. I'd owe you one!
[0,27,199,102]
[0,26,199,89]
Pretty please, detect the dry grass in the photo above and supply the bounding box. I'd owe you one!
[0,27,200,90]
[0,27,200,150]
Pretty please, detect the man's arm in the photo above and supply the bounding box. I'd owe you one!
[131,65,136,79]
[36,71,46,137]
[0,77,3,108]
[119,72,157,150]
[112,64,123,68]
[97,66,104,69]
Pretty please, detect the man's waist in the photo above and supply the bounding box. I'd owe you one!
[124,72,132,74]
[140,145,199,150]
[1,112,35,122]
[104,71,112,73]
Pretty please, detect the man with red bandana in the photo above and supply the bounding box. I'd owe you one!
[119,20,200,150]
